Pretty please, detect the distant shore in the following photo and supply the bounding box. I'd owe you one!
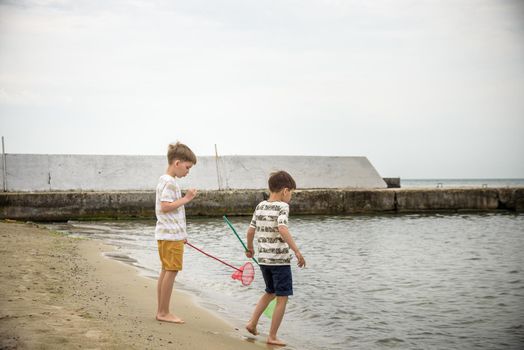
[1,187,523,221]
[0,221,263,350]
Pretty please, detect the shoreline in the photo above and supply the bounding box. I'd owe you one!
[101,250,251,341]
[0,221,265,349]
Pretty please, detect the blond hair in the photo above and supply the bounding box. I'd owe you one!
[167,142,197,165]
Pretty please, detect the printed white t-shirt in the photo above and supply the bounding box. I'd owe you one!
[249,200,291,265]
[155,174,188,241]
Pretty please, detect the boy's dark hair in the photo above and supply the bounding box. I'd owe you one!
[167,141,197,165]
[268,171,297,192]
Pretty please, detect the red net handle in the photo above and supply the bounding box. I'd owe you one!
[185,242,241,272]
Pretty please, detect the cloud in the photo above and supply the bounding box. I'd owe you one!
[0,0,523,177]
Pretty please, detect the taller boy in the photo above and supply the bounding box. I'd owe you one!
[245,171,306,346]
[155,142,197,324]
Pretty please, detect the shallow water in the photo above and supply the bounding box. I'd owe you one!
[48,213,524,349]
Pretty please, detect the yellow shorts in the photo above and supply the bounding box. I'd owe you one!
[157,240,184,271]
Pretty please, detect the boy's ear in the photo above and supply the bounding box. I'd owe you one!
[174,160,180,166]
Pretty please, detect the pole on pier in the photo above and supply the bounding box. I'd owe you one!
[214,144,222,190]
[2,136,7,192]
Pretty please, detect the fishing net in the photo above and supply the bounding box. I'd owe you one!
[186,242,255,287]
[231,262,255,286]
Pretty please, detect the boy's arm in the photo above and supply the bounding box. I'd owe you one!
[245,226,256,258]
[160,189,197,213]
[278,225,306,268]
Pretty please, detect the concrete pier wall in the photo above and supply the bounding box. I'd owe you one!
[1,188,522,221]
[0,154,387,191]
[383,177,401,188]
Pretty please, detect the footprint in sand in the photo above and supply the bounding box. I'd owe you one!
[85,330,103,339]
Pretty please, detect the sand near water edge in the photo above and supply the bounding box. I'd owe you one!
[0,221,270,350]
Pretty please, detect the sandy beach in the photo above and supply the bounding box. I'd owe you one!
[0,221,265,350]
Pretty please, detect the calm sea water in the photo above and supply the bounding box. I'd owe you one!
[402,179,524,188]
[48,213,524,350]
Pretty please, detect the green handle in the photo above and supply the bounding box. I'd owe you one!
[224,215,272,317]
[223,215,259,266]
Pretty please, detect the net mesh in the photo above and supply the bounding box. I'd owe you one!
[231,262,255,286]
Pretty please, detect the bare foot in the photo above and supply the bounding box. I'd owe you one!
[245,323,259,336]
[156,313,185,324]
[267,336,286,346]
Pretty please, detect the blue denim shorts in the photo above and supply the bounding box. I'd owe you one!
[260,265,293,296]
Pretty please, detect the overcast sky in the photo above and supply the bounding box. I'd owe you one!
[0,0,523,178]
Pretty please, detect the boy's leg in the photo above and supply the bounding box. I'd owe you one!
[267,296,288,346]
[157,269,166,314]
[246,292,275,335]
[156,270,184,323]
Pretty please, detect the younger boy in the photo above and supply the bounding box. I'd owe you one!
[155,142,197,324]
[245,171,306,346]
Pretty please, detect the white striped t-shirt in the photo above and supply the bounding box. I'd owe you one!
[249,200,291,265]
[154,175,188,241]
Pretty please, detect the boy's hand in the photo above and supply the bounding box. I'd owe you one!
[184,189,197,202]
[245,248,254,258]
[296,251,306,268]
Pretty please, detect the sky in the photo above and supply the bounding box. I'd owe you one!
[0,0,523,179]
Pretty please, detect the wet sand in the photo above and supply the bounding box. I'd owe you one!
[0,221,264,349]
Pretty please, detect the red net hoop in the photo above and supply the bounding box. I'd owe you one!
[231,262,255,286]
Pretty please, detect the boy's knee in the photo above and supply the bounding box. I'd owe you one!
[266,292,276,298]
[276,295,288,303]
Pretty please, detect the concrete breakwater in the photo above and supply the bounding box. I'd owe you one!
[0,154,387,191]
[1,188,522,221]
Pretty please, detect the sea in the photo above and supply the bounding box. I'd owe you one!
[47,212,524,350]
